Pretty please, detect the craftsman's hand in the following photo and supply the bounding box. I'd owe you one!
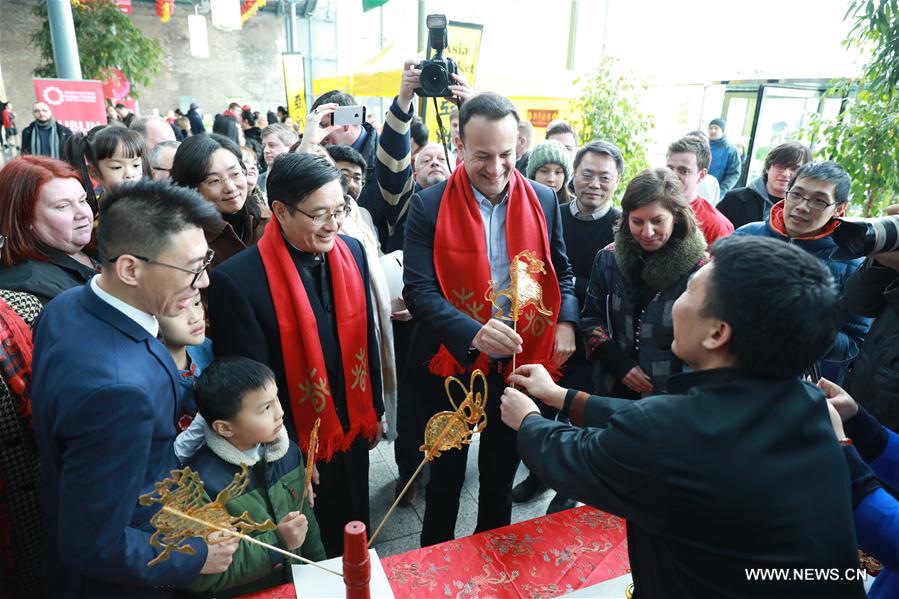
[818,377,859,422]
[508,364,565,410]
[299,103,339,150]
[622,366,652,395]
[200,533,239,574]
[471,318,522,356]
[500,387,541,431]
[276,512,309,551]
[447,73,474,107]
[551,322,576,367]
[398,59,421,113]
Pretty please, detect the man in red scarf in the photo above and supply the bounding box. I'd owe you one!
[403,92,579,546]
[207,153,383,558]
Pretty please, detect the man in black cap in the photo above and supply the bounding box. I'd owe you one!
[707,117,742,194]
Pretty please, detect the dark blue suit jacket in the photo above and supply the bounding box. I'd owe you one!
[402,178,579,376]
[31,283,206,598]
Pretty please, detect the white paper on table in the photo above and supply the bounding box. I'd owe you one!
[561,572,633,597]
[379,250,404,313]
[292,548,394,599]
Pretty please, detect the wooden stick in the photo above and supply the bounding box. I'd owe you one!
[367,407,465,548]
[161,506,341,577]
[511,316,519,388]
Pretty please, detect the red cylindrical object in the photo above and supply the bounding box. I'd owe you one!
[343,521,371,599]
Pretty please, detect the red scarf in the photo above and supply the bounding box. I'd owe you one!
[0,299,33,423]
[431,167,562,379]
[258,221,379,461]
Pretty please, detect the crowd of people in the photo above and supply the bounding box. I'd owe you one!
[0,56,897,599]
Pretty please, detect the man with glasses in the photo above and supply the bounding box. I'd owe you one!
[512,140,623,512]
[734,161,870,383]
[719,141,812,229]
[150,140,180,181]
[30,180,232,597]
[207,153,384,558]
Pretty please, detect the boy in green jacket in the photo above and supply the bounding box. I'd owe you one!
[187,357,326,596]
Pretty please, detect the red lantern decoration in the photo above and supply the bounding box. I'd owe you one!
[240,0,266,22]
[100,67,131,102]
[155,0,174,22]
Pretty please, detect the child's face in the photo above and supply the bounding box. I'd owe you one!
[95,145,143,190]
[227,380,284,449]
[158,295,205,348]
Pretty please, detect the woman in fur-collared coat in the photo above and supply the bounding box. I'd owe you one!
[581,168,707,398]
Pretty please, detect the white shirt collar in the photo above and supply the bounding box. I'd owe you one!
[471,183,509,207]
[570,198,612,221]
[90,276,159,337]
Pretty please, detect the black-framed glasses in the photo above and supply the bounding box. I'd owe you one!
[785,190,836,212]
[288,205,351,226]
[109,248,215,287]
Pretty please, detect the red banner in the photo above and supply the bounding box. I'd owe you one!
[32,78,107,134]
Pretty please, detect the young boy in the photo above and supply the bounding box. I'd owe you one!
[187,357,326,596]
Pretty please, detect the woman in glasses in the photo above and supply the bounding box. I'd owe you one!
[0,155,99,304]
[171,133,269,269]
[581,168,707,398]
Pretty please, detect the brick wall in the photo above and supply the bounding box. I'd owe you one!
[0,0,288,121]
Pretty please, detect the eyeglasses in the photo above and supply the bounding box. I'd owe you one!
[577,172,616,184]
[340,172,366,186]
[109,248,215,287]
[201,170,246,189]
[785,190,836,212]
[289,205,351,226]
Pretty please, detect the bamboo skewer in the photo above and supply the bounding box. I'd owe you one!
[161,506,342,577]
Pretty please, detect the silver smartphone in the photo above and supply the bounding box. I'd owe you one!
[330,105,367,126]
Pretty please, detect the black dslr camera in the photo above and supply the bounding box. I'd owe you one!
[414,14,459,98]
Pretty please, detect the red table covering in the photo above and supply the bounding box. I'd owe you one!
[240,506,630,598]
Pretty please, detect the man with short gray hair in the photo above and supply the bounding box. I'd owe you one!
[257,123,299,192]
[130,116,177,152]
[150,140,180,181]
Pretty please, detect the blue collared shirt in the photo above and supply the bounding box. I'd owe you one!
[471,184,511,319]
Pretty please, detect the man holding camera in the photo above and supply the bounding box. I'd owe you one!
[403,91,579,546]
[733,161,870,382]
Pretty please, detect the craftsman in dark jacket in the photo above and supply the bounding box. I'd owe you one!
[502,235,864,598]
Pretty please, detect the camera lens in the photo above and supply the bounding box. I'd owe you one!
[420,62,448,97]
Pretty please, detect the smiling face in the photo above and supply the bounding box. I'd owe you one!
[458,114,518,202]
[782,177,844,238]
[95,146,144,191]
[157,293,206,349]
[198,148,248,215]
[628,200,675,252]
[573,152,620,213]
[32,177,94,254]
[273,179,346,254]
